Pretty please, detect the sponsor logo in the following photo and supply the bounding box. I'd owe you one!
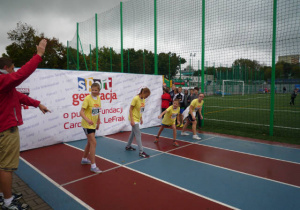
[78,77,112,92]
[72,77,117,106]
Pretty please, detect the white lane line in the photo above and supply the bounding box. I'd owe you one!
[64,142,239,210]
[20,157,94,210]
[105,135,300,189]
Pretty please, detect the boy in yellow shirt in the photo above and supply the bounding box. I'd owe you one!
[125,88,151,158]
[181,93,204,140]
[154,99,180,147]
[80,83,101,173]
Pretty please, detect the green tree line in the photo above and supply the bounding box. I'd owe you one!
[2,22,299,81]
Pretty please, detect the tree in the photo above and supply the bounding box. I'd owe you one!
[233,58,261,71]
[3,22,67,69]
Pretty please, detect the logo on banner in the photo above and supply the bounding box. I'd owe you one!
[78,77,112,92]
[73,77,117,106]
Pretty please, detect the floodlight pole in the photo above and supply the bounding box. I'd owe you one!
[269,0,277,136]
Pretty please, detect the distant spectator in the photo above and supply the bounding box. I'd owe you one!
[175,87,184,127]
[190,87,199,101]
[169,84,176,105]
[283,86,286,94]
[163,82,167,89]
[183,89,190,108]
[290,88,298,106]
[161,87,172,114]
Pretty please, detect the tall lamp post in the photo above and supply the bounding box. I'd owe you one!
[190,53,196,87]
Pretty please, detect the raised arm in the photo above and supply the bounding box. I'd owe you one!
[0,39,47,93]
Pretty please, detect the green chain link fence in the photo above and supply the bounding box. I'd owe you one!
[67,0,300,142]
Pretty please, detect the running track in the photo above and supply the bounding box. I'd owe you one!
[17,127,300,210]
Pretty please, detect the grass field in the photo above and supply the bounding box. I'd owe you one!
[200,93,300,145]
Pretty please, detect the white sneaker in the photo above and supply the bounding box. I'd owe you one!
[193,135,201,140]
[90,167,102,174]
[181,132,189,136]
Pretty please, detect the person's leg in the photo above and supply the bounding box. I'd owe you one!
[180,113,183,125]
[132,124,143,153]
[182,118,190,133]
[0,127,23,207]
[171,124,177,141]
[172,124,179,146]
[87,133,97,164]
[157,126,165,138]
[82,141,90,159]
[126,126,135,148]
[0,170,12,199]
[176,114,180,126]
[292,97,295,105]
[192,120,197,135]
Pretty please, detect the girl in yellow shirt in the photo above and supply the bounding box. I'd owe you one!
[181,93,204,140]
[125,88,151,158]
[80,83,101,173]
[154,99,180,147]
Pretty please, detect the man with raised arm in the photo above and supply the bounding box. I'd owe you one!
[0,39,50,210]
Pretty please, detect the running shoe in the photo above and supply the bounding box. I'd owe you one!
[181,132,189,136]
[192,135,201,140]
[0,193,23,206]
[125,146,136,151]
[2,200,28,210]
[90,167,102,174]
[173,141,179,147]
[139,152,150,158]
[180,124,183,128]
[81,159,91,165]
[176,124,181,127]
[154,137,159,143]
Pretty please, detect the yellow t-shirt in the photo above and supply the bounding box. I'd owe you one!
[162,105,180,126]
[128,95,145,123]
[190,99,204,114]
[81,95,101,129]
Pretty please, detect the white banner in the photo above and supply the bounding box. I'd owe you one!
[17,69,162,151]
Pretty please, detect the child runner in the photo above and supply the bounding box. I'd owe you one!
[154,99,180,147]
[80,83,102,173]
[181,93,204,140]
[125,87,151,158]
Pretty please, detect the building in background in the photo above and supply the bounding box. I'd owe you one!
[278,55,300,64]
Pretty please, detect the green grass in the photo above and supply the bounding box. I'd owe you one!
[199,93,300,145]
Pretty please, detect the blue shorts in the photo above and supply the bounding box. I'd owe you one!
[161,123,173,127]
[180,108,185,114]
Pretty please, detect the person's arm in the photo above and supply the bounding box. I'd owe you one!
[80,108,93,125]
[129,105,135,126]
[158,109,168,119]
[198,106,203,120]
[17,91,50,114]
[96,113,100,130]
[0,39,47,93]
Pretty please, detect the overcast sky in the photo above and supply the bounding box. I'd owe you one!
[1,0,299,67]
[0,0,124,56]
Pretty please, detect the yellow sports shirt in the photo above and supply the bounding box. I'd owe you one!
[128,95,145,123]
[81,95,101,129]
[162,105,180,125]
[190,99,204,114]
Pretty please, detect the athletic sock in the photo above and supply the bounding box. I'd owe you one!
[4,196,13,207]
[91,163,97,168]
